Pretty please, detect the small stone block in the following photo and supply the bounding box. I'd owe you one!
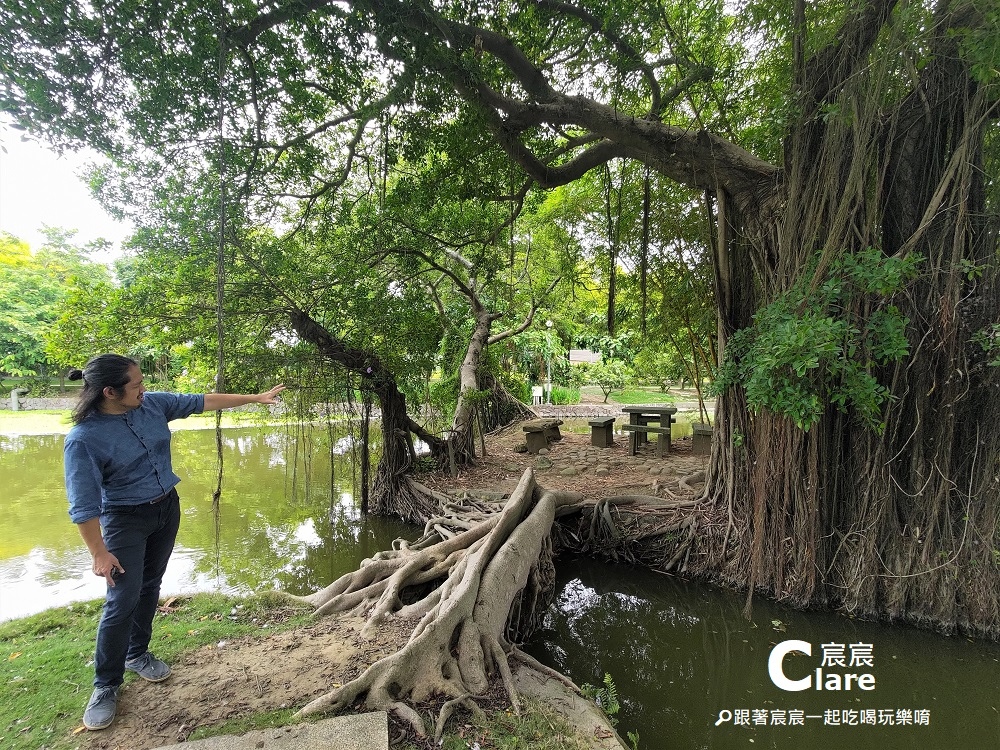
[589,419,615,448]
[692,424,713,455]
[524,430,548,454]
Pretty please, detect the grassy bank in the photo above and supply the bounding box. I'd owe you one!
[0,409,282,436]
[0,594,612,750]
[0,593,315,750]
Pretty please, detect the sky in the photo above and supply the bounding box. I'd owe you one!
[0,124,132,262]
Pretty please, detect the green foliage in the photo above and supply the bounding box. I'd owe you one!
[632,347,687,391]
[581,672,621,727]
[550,384,581,405]
[587,359,632,403]
[578,332,640,362]
[0,230,113,378]
[516,327,566,386]
[973,323,1000,366]
[485,342,532,404]
[429,371,461,419]
[954,2,1000,84]
[715,249,921,431]
[564,362,591,388]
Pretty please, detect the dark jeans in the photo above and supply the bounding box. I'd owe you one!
[94,488,180,688]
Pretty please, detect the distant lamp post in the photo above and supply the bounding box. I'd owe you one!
[545,319,553,404]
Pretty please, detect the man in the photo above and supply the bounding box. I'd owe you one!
[64,353,285,730]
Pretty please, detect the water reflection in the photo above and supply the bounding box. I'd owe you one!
[527,557,1000,750]
[0,425,413,621]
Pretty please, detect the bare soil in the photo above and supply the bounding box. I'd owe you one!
[82,427,707,750]
[419,421,710,499]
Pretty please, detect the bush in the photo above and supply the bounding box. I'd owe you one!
[565,362,591,387]
[550,385,580,404]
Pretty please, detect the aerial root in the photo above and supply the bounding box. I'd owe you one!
[488,637,521,716]
[389,700,426,737]
[509,647,583,692]
[604,494,700,508]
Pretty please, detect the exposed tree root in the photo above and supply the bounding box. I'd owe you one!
[678,470,706,494]
[552,486,707,571]
[288,465,714,739]
[295,469,583,736]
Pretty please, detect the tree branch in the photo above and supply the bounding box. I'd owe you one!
[487,275,562,345]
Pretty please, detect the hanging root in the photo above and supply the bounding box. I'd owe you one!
[553,493,704,573]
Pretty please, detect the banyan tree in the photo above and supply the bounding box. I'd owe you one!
[3,0,999,644]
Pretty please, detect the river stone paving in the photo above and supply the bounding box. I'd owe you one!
[524,432,697,486]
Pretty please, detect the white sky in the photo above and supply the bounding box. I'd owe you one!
[0,125,133,261]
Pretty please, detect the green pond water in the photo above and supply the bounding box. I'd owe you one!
[2,423,998,749]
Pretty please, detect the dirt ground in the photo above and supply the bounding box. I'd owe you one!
[82,426,708,750]
[419,420,711,500]
[86,613,383,749]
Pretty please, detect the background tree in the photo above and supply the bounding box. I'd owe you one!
[588,359,631,403]
[0,229,112,384]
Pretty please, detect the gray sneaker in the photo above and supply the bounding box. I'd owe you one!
[83,685,119,730]
[125,652,171,682]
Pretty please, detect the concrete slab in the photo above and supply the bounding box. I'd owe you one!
[150,711,388,750]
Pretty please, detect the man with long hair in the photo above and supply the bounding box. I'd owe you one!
[64,353,285,731]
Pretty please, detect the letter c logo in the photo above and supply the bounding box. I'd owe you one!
[768,639,812,691]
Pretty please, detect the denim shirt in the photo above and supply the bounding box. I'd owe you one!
[64,392,205,523]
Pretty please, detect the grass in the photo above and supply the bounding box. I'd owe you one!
[579,384,681,405]
[401,698,594,750]
[0,592,314,750]
[0,409,283,436]
[1,595,611,750]
[607,387,677,405]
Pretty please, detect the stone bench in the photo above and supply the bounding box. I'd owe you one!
[522,419,564,454]
[621,423,672,458]
[588,417,615,448]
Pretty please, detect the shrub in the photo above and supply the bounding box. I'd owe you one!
[550,385,580,404]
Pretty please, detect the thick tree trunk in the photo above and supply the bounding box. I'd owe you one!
[290,306,531,521]
[448,307,496,464]
[698,6,1000,635]
[289,308,446,521]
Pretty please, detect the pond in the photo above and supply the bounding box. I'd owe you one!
[0,424,414,621]
[2,423,998,749]
[527,557,1000,749]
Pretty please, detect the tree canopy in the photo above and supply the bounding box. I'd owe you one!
[0,229,112,380]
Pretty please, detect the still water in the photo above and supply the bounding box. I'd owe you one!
[528,558,1000,749]
[0,424,413,621]
[2,424,999,749]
